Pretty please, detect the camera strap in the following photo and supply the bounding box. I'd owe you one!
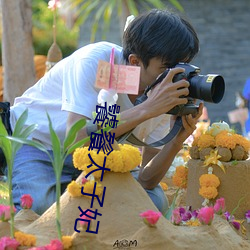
[117,116,183,147]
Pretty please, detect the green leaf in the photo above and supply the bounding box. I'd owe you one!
[165,188,180,220]
[6,136,52,161]
[12,109,28,137]
[126,0,139,16]
[0,120,12,163]
[169,0,184,12]
[67,136,91,155]
[12,124,38,154]
[63,118,86,152]
[47,114,62,174]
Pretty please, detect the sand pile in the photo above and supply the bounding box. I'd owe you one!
[4,171,249,250]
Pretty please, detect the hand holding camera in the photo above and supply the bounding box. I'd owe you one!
[135,63,225,116]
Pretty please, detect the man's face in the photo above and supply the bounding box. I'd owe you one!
[139,57,167,92]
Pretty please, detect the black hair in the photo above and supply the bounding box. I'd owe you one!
[122,9,199,68]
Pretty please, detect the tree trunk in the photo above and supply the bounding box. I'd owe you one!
[1,0,35,104]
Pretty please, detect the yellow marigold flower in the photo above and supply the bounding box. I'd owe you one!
[197,134,215,149]
[73,147,90,170]
[14,231,36,247]
[192,137,199,147]
[160,182,168,191]
[62,235,73,249]
[185,219,201,226]
[107,149,123,172]
[72,144,142,178]
[172,166,188,188]
[233,134,250,151]
[119,144,141,172]
[199,186,218,199]
[215,131,237,149]
[199,174,220,188]
[83,180,103,197]
[67,180,82,197]
[175,165,188,178]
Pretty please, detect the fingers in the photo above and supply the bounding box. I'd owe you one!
[182,103,204,131]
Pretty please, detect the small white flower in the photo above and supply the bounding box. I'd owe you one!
[97,89,118,107]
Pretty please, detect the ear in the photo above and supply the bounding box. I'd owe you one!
[128,54,140,66]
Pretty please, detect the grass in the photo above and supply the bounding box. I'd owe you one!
[0,180,9,205]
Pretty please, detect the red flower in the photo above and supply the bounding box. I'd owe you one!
[213,197,225,215]
[139,210,162,227]
[0,236,19,250]
[197,207,214,225]
[20,194,33,209]
[0,205,16,221]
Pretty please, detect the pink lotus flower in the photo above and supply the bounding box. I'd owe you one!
[139,210,162,227]
[0,205,16,221]
[0,236,20,250]
[48,0,61,11]
[213,197,225,215]
[197,207,214,225]
[47,239,64,250]
[20,194,33,209]
[171,208,182,225]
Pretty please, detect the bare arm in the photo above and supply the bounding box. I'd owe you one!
[66,67,191,142]
[138,103,204,189]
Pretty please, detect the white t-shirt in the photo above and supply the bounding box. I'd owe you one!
[10,41,170,149]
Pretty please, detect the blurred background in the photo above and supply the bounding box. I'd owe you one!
[1,0,250,134]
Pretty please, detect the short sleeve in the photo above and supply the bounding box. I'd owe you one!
[61,57,99,119]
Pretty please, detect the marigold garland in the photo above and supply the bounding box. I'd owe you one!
[67,180,82,197]
[193,129,250,151]
[14,231,36,247]
[199,186,218,200]
[67,179,103,198]
[172,166,188,189]
[197,134,215,149]
[73,144,142,179]
[62,235,73,249]
[215,131,237,149]
[199,174,220,188]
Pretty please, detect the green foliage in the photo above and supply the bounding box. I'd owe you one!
[0,109,38,238]
[32,1,79,57]
[69,0,184,42]
[0,181,9,205]
[7,113,89,240]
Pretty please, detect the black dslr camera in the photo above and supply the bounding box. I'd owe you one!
[134,63,225,116]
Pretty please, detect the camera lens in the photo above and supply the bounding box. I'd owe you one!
[189,74,225,103]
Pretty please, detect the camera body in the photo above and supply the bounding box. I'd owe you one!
[135,63,225,116]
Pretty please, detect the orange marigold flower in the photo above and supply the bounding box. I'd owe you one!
[215,131,237,149]
[199,174,220,188]
[197,134,215,149]
[62,236,73,249]
[172,166,188,188]
[14,231,36,247]
[192,137,199,147]
[160,182,168,191]
[199,186,218,199]
[233,134,250,151]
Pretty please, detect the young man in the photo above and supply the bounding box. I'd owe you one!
[9,9,202,215]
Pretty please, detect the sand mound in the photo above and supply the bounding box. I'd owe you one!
[186,159,250,219]
[6,172,248,250]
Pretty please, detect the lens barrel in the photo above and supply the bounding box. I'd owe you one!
[188,74,225,103]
